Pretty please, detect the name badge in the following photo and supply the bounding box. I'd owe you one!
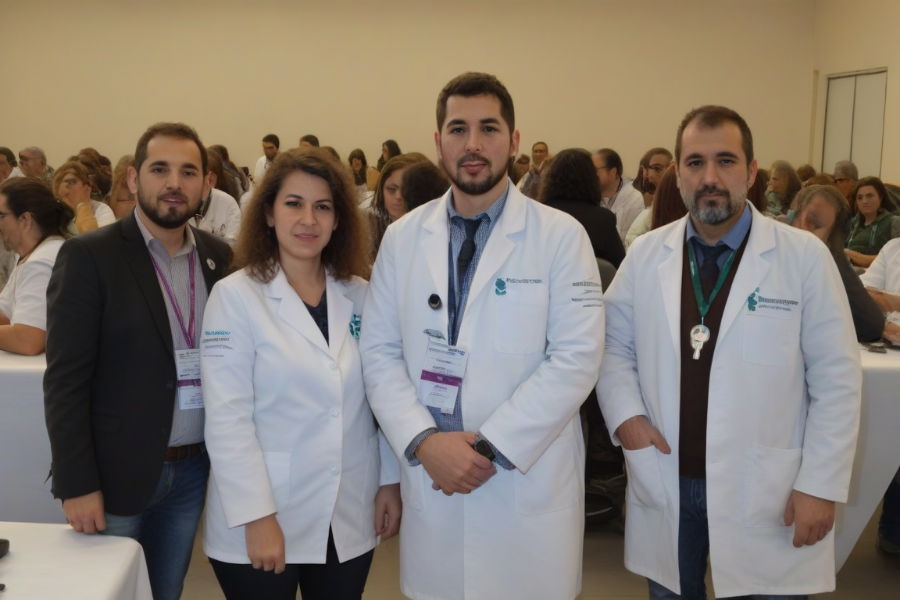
[176,349,204,410]
[419,338,468,415]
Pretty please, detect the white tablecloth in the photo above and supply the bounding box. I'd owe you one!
[834,347,900,570]
[0,521,152,600]
[0,351,63,523]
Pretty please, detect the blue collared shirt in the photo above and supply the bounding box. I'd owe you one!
[405,181,516,470]
[685,201,752,268]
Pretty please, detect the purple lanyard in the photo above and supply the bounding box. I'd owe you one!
[150,247,197,348]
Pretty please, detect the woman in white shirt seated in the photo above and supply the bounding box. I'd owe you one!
[200,148,401,600]
[52,161,115,233]
[0,178,73,354]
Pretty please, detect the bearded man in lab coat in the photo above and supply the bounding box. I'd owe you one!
[597,105,861,599]
[360,72,604,599]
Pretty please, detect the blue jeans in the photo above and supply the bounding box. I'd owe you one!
[648,477,807,600]
[878,469,900,545]
[101,450,209,600]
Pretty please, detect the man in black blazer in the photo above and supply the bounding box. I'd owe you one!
[44,123,232,600]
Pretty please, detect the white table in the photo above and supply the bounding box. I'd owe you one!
[834,347,900,570]
[0,351,63,523]
[0,521,152,600]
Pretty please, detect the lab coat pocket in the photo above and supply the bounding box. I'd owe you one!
[623,446,667,510]
[742,313,800,366]
[494,285,549,354]
[400,459,425,512]
[744,444,801,528]
[262,452,292,512]
[514,431,579,515]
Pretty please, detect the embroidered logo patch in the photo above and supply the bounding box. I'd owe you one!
[494,278,507,296]
[349,314,362,339]
[747,288,759,312]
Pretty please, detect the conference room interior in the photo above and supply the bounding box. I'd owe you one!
[2,0,900,598]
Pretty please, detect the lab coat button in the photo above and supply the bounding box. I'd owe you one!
[330,363,338,371]
[330,466,339,475]
[329,409,339,418]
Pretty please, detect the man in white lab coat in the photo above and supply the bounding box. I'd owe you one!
[360,72,604,600]
[597,105,861,599]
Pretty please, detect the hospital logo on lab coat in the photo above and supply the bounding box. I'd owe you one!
[747,288,759,312]
[495,279,507,296]
[349,314,361,339]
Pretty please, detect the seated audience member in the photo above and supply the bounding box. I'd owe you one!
[299,134,320,148]
[109,155,137,220]
[594,148,643,242]
[255,134,280,183]
[76,149,113,200]
[833,160,859,209]
[0,178,73,355]
[765,159,801,217]
[746,167,769,214]
[195,151,242,246]
[52,161,116,233]
[537,148,624,267]
[516,141,550,198]
[209,144,251,198]
[632,147,673,206]
[0,147,25,182]
[793,185,884,342]
[400,160,450,212]
[804,172,836,188]
[796,163,816,183]
[650,164,686,230]
[348,148,372,204]
[207,148,240,202]
[18,146,53,184]
[511,154,530,184]
[368,154,423,260]
[200,148,400,599]
[375,139,401,172]
[845,176,900,268]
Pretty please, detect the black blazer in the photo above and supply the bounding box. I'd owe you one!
[43,211,232,516]
[545,200,626,268]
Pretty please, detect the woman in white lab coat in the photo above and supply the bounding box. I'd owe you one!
[201,148,401,600]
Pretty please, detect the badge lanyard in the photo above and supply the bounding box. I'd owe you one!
[687,242,737,328]
[149,248,197,348]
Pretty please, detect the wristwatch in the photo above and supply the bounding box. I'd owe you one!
[473,438,496,462]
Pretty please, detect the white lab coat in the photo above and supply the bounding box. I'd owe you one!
[200,268,400,565]
[360,184,604,600]
[597,204,861,597]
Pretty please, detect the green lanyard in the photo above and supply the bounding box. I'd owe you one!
[687,241,737,326]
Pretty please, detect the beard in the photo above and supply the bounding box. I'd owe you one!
[681,182,747,225]
[445,152,507,196]
[136,184,201,230]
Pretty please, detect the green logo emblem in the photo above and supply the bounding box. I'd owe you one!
[747,288,759,312]
[495,278,507,296]
[349,314,362,339]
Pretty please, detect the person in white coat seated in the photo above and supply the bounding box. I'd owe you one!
[0,178,73,354]
[597,105,862,600]
[200,148,401,600]
[360,72,604,600]
[253,134,280,185]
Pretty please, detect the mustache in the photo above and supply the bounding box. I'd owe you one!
[693,185,730,200]
[157,190,188,203]
[456,153,491,169]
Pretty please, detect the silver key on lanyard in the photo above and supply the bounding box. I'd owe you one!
[690,324,710,360]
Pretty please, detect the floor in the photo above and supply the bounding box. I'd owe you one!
[182,508,900,599]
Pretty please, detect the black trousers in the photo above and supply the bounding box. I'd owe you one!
[209,529,375,600]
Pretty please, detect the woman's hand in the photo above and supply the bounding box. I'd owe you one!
[245,514,286,574]
[374,483,402,540]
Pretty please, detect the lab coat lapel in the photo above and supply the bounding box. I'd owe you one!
[658,218,687,356]
[421,193,451,332]
[326,276,354,362]
[266,269,330,356]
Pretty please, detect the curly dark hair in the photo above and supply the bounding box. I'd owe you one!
[234,148,370,283]
[536,148,601,207]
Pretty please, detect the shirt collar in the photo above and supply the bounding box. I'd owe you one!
[447,179,511,225]
[685,201,752,251]
[135,209,196,257]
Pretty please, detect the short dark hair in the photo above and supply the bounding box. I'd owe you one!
[0,147,17,166]
[796,164,816,181]
[537,148,602,208]
[595,148,623,180]
[401,160,451,211]
[135,122,208,175]
[300,134,320,147]
[262,134,280,149]
[675,105,754,166]
[235,148,369,283]
[0,177,73,240]
[436,72,515,132]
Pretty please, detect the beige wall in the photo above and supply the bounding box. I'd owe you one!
[813,0,898,182]
[1,0,815,178]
